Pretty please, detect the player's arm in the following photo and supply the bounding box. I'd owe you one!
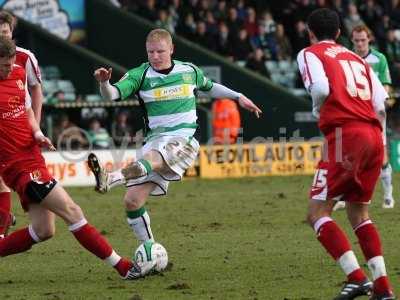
[380,55,392,94]
[369,66,389,145]
[29,84,43,123]
[296,49,329,118]
[95,66,143,101]
[94,67,120,100]
[192,63,262,118]
[206,83,262,118]
[25,94,55,150]
[26,53,44,124]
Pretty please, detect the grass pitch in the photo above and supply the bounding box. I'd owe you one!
[3,175,400,299]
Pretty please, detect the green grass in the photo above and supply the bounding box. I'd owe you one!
[3,175,400,300]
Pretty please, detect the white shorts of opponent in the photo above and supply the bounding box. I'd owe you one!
[126,135,199,196]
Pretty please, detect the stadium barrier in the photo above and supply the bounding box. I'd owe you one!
[198,141,323,178]
[42,141,323,186]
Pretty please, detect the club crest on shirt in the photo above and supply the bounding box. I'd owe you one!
[16,79,24,90]
[8,96,20,109]
[182,73,192,83]
[30,170,42,183]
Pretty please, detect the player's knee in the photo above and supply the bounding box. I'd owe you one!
[306,211,317,227]
[63,202,84,224]
[124,195,144,211]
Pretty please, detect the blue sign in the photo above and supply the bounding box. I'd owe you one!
[0,0,85,42]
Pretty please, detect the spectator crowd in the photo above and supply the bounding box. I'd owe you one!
[113,1,400,83]
[110,0,400,138]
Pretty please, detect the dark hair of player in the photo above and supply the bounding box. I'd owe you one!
[0,11,16,31]
[307,8,340,41]
[0,36,16,58]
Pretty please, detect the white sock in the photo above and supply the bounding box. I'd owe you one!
[127,209,154,243]
[108,170,125,189]
[68,218,88,232]
[381,164,393,200]
[338,250,362,275]
[367,256,387,280]
[28,224,42,243]
[104,250,121,267]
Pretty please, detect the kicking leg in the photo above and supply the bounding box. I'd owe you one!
[87,151,165,194]
[42,184,154,279]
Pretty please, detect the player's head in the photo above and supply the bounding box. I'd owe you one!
[0,36,16,79]
[307,8,340,43]
[146,28,174,71]
[351,25,372,55]
[0,11,16,39]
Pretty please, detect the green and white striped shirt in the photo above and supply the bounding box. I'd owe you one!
[114,60,213,139]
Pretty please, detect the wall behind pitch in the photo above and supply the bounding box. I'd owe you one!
[15,18,126,95]
[85,0,320,141]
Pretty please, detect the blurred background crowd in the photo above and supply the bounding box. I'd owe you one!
[24,0,400,148]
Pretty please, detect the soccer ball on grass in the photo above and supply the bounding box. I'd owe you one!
[134,241,168,272]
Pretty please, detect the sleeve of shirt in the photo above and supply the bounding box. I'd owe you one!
[379,54,392,85]
[25,83,32,109]
[296,49,330,118]
[25,51,42,86]
[113,66,143,100]
[370,65,388,113]
[191,64,213,91]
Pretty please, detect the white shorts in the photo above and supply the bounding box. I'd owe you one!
[125,135,199,196]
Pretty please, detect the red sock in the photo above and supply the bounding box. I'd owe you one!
[317,220,352,259]
[0,192,11,235]
[355,221,392,294]
[348,269,368,283]
[71,223,113,259]
[317,219,367,282]
[115,258,133,277]
[71,222,133,277]
[0,227,36,257]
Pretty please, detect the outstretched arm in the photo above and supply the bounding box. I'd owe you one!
[206,83,262,118]
[94,67,120,101]
[29,84,43,124]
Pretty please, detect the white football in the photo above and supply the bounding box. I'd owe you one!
[134,241,168,272]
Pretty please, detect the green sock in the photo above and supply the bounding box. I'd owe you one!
[126,207,154,243]
[138,159,152,175]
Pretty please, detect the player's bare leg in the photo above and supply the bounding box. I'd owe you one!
[124,183,155,243]
[0,203,54,257]
[381,151,394,208]
[41,184,155,279]
[307,199,372,299]
[28,204,56,241]
[88,150,166,194]
[0,177,15,238]
[346,202,395,299]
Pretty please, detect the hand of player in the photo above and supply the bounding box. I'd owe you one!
[34,132,56,151]
[94,67,112,82]
[238,95,262,118]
